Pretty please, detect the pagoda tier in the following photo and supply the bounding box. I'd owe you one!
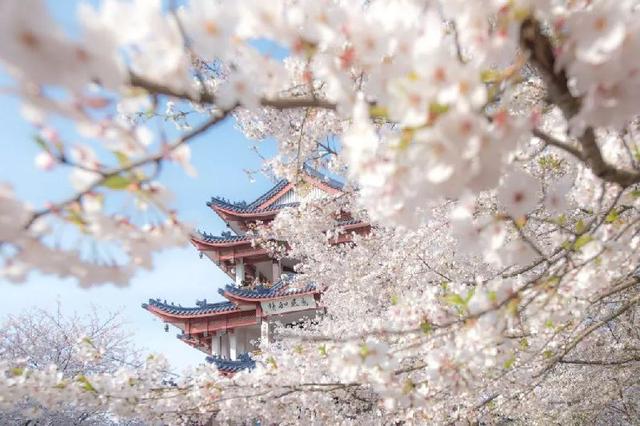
[206,165,344,234]
[142,275,321,373]
[192,218,371,284]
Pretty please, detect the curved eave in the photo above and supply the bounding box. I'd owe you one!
[142,303,242,319]
[190,235,253,250]
[220,289,319,303]
[206,358,255,374]
[209,203,284,220]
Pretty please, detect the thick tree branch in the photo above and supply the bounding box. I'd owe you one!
[129,72,337,111]
[521,18,640,188]
[519,18,580,118]
[579,128,640,187]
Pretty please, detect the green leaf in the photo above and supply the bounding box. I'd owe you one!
[512,7,531,21]
[544,276,560,289]
[506,298,520,316]
[359,344,370,359]
[514,216,527,229]
[444,293,466,307]
[369,105,389,119]
[445,289,474,315]
[33,135,48,151]
[103,174,131,190]
[480,69,501,83]
[605,209,619,224]
[428,102,449,115]
[573,234,593,251]
[390,294,399,306]
[66,209,87,228]
[538,154,562,170]
[519,338,529,349]
[114,151,130,167]
[396,129,414,151]
[503,356,515,369]
[543,350,554,359]
[402,379,415,394]
[318,344,328,357]
[464,287,476,303]
[544,319,554,329]
[575,219,587,234]
[487,291,497,304]
[10,367,24,377]
[266,356,278,369]
[77,375,97,393]
[420,320,432,335]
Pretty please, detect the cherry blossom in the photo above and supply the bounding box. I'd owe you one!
[0,0,639,424]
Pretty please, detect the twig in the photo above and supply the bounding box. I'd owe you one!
[24,110,232,230]
[537,293,640,376]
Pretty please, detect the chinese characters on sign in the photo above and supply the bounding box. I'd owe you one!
[261,294,317,316]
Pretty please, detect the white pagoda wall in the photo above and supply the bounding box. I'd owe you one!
[273,187,328,206]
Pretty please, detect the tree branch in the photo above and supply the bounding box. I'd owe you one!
[579,128,640,187]
[521,18,640,188]
[129,72,336,111]
[24,109,232,230]
[538,293,640,376]
[532,128,583,160]
[559,356,640,366]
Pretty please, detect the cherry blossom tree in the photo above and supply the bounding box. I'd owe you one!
[1,0,640,424]
[0,306,144,424]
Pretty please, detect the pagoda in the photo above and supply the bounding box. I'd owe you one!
[142,166,370,374]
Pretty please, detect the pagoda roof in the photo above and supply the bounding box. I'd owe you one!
[206,199,299,215]
[207,166,344,217]
[219,275,316,301]
[142,298,240,317]
[195,218,365,246]
[196,231,251,245]
[206,353,255,374]
[247,178,290,209]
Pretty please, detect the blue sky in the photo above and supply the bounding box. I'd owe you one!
[0,1,281,370]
